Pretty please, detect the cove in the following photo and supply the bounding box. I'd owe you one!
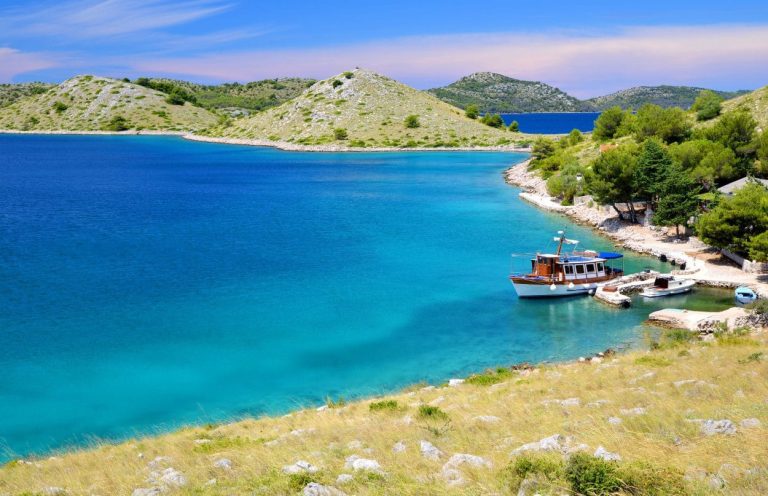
[0,135,730,460]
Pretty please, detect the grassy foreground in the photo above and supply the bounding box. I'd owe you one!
[2,329,767,495]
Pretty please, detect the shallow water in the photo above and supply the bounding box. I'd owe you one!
[0,135,731,459]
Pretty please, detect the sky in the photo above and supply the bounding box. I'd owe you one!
[1,0,768,97]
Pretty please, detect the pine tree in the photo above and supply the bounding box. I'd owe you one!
[634,138,673,207]
[653,163,700,237]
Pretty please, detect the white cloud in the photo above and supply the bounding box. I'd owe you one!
[0,48,58,81]
[1,0,231,38]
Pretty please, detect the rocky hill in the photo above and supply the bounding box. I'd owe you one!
[587,86,749,110]
[0,82,55,108]
[212,69,518,148]
[427,72,590,113]
[0,75,219,132]
[136,77,316,114]
[719,85,768,128]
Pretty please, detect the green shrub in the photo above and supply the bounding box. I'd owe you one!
[417,405,448,421]
[511,453,564,480]
[466,367,512,386]
[404,114,420,128]
[104,115,129,131]
[465,104,479,119]
[52,101,68,114]
[739,352,763,364]
[619,461,687,495]
[634,356,672,367]
[333,128,348,140]
[343,71,354,79]
[325,396,346,408]
[165,92,185,105]
[369,400,398,412]
[331,79,343,88]
[565,453,622,495]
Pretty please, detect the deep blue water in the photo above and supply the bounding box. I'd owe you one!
[501,112,601,134]
[0,135,732,460]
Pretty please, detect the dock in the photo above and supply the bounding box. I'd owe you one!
[594,271,659,307]
[648,307,749,332]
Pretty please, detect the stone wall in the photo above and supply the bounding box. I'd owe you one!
[722,249,768,274]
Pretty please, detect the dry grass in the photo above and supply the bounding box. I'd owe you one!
[2,330,767,495]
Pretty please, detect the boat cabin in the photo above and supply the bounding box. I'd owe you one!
[529,253,618,282]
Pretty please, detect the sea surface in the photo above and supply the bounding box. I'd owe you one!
[0,135,732,460]
[501,112,601,134]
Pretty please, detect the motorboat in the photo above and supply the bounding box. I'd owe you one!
[641,275,695,298]
[509,231,624,298]
[735,286,758,305]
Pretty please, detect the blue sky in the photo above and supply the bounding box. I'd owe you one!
[2,0,768,96]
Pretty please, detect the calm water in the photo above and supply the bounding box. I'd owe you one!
[0,135,731,460]
[501,112,601,134]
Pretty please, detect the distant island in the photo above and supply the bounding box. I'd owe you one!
[427,72,749,113]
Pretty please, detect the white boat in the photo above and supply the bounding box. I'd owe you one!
[735,286,758,305]
[641,275,695,298]
[509,231,624,298]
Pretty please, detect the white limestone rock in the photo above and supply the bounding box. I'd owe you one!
[594,446,621,462]
[282,460,319,474]
[420,440,443,460]
[213,458,232,470]
[474,415,501,423]
[608,416,623,425]
[158,468,187,487]
[512,434,565,454]
[392,441,407,453]
[619,407,647,416]
[740,418,761,428]
[444,453,492,469]
[303,482,347,496]
[132,489,162,496]
[344,455,382,473]
[448,378,465,387]
[336,473,354,484]
[699,419,737,436]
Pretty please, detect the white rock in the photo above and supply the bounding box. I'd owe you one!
[587,399,610,408]
[193,439,211,445]
[132,489,162,496]
[512,434,564,454]
[608,416,622,425]
[740,418,761,428]
[594,446,621,461]
[420,440,443,460]
[336,473,354,484]
[673,379,697,388]
[264,439,280,447]
[303,482,347,496]
[282,460,319,474]
[213,458,232,470]
[344,455,382,472]
[206,479,217,486]
[444,453,492,469]
[590,356,603,364]
[392,441,407,453]
[159,468,187,487]
[700,419,737,436]
[560,397,580,407]
[316,405,329,412]
[474,415,501,423]
[43,488,67,496]
[428,395,445,405]
[620,407,647,416]
[441,467,464,486]
[291,428,315,437]
[147,456,172,469]
[448,378,465,387]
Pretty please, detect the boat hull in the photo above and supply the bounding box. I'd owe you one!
[510,279,603,298]
[641,280,695,298]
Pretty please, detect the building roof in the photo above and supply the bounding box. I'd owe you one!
[717,177,768,195]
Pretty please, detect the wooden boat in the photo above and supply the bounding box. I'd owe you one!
[509,231,624,298]
[735,286,758,305]
[640,275,695,298]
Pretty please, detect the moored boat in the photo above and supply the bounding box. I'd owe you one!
[735,286,758,305]
[640,275,695,298]
[509,231,624,298]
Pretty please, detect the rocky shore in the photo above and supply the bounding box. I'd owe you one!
[504,160,768,297]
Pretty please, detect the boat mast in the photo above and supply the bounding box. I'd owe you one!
[555,230,566,256]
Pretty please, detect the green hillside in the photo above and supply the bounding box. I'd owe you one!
[0,82,55,108]
[587,86,749,110]
[427,72,590,113]
[0,75,219,132]
[134,77,316,113]
[719,85,768,128]
[211,69,521,148]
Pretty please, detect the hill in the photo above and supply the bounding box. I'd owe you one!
[1,328,766,495]
[427,72,590,113]
[719,85,768,128]
[587,86,749,110]
[212,69,519,148]
[0,75,219,132]
[0,82,55,108]
[135,77,316,114]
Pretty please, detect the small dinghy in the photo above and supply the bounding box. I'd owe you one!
[641,275,695,298]
[735,286,758,305]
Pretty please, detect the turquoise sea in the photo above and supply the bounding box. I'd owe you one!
[0,135,732,460]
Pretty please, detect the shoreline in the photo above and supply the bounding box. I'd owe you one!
[0,129,532,153]
[503,160,768,297]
